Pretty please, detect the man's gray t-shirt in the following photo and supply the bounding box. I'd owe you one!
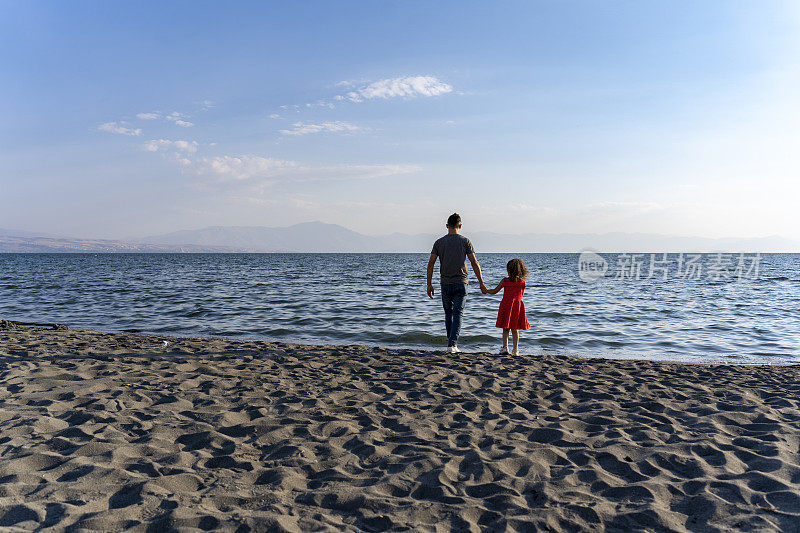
[431,234,475,285]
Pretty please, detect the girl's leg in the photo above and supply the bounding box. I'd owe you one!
[512,329,520,354]
[502,328,510,352]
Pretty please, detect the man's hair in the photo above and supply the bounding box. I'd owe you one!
[446,213,461,228]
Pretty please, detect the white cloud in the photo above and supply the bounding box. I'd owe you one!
[98,122,142,136]
[292,75,453,110]
[143,139,198,154]
[143,139,170,152]
[166,112,194,127]
[343,76,452,103]
[280,121,363,136]
[190,155,297,181]
[306,164,419,181]
[269,113,281,119]
[186,155,418,184]
[173,140,198,153]
[137,110,198,124]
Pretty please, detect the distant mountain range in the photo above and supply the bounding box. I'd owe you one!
[140,222,432,252]
[0,234,242,253]
[1,221,798,253]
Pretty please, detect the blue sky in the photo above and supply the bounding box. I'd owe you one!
[2,1,799,239]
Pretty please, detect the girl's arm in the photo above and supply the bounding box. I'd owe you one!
[486,280,504,295]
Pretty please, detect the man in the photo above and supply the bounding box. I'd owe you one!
[427,213,487,353]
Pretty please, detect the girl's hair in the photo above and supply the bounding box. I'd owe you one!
[506,258,528,282]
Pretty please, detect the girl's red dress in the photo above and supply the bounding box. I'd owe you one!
[495,278,530,330]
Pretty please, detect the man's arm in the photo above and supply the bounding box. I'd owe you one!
[467,252,488,294]
[426,253,437,298]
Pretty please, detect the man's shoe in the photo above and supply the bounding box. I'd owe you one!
[448,345,461,354]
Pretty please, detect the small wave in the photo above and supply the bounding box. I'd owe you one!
[707,324,733,332]
[151,324,191,333]
[656,340,678,347]
[573,330,622,337]
[258,328,295,336]
[580,339,621,348]
[532,310,564,318]
[537,336,570,346]
[606,316,639,323]
[372,331,497,345]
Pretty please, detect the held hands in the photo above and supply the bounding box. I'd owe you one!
[428,282,489,297]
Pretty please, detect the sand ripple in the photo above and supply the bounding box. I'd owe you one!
[1,327,800,531]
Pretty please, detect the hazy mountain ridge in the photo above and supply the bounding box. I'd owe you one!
[0,228,62,239]
[0,234,247,253]
[141,222,376,252]
[144,222,800,252]
[1,222,798,253]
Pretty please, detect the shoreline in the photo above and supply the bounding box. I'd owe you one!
[3,321,795,367]
[1,324,799,530]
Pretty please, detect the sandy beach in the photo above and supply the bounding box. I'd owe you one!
[1,323,799,531]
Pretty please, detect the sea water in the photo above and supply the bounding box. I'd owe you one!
[1,253,798,364]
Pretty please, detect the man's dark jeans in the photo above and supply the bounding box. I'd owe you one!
[441,282,467,347]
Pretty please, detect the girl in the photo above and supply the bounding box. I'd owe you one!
[486,258,530,355]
